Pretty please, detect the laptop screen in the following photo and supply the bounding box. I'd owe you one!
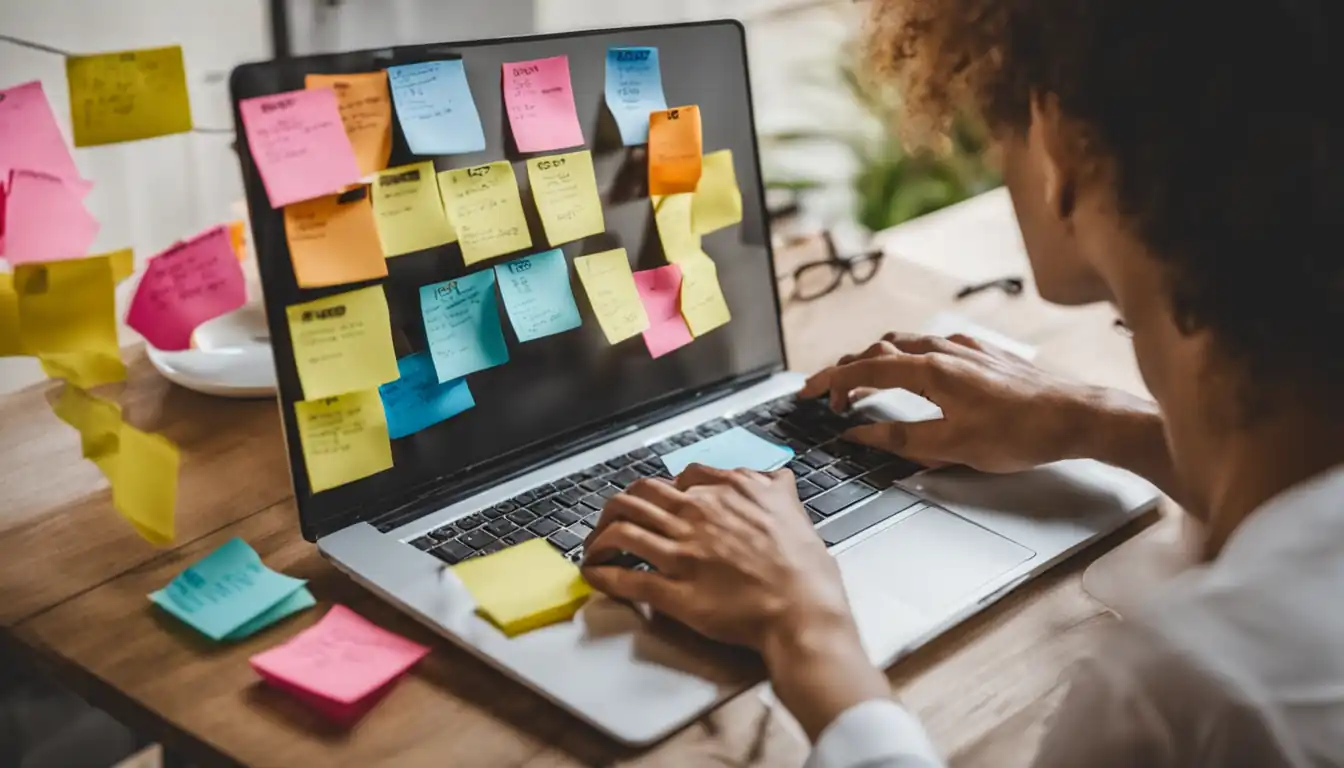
[230,21,784,542]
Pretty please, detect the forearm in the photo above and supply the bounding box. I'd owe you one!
[1065,386,1191,511]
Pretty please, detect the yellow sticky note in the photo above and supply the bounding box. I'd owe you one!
[439,161,532,266]
[305,72,393,176]
[651,194,700,262]
[0,274,20,357]
[526,150,605,246]
[286,285,399,400]
[105,248,136,285]
[66,45,193,147]
[284,192,388,288]
[52,384,122,468]
[14,254,119,362]
[679,253,731,337]
[691,150,743,235]
[574,248,649,344]
[295,390,394,493]
[453,539,592,637]
[40,351,128,389]
[109,423,180,545]
[372,162,456,257]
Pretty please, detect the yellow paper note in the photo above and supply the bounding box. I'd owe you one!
[574,248,649,344]
[372,162,456,257]
[109,423,179,545]
[52,384,122,468]
[295,390,394,493]
[305,72,393,176]
[66,45,193,147]
[0,274,20,357]
[691,150,743,235]
[438,161,532,266]
[14,254,119,362]
[526,150,605,246]
[107,248,135,284]
[40,351,128,389]
[286,285,399,400]
[453,539,592,637]
[651,194,700,262]
[284,192,388,288]
[679,253,731,337]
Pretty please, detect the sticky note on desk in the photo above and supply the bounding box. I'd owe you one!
[526,150,605,246]
[652,194,700,262]
[502,55,584,153]
[420,270,510,382]
[0,81,82,182]
[126,225,247,351]
[649,106,703,195]
[65,45,193,147]
[438,161,531,266]
[13,252,120,369]
[305,71,392,176]
[284,191,388,288]
[373,161,456,257]
[240,88,362,209]
[633,265,693,359]
[387,60,486,156]
[679,253,731,337]
[3,169,99,265]
[379,352,475,439]
[574,248,649,345]
[286,285,399,400]
[296,389,395,492]
[691,150,743,235]
[495,249,582,342]
[454,539,592,637]
[661,427,794,476]
[605,47,667,145]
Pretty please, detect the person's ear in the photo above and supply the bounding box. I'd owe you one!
[1029,92,1076,220]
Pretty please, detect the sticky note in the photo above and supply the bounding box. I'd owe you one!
[526,150,605,246]
[502,55,584,153]
[651,194,700,262]
[420,270,510,382]
[372,162,456,257]
[13,253,119,362]
[692,150,743,234]
[66,45,193,147]
[228,589,318,643]
[574,248,649,345]
[126,226,247,351]
[453,539,592,637]
[239,88,362,208]
[605,47,668,145]
[40,351,128,389]
[228,220,248,261]
[296,390,395,493]
[108,423,180,545]
[107,247,135,284]
[494,249,582,342]
[438,162,531,265]
[633,265,693,358]
[648,106,703,195]
[379,352,475,439]
[305,71,392,176]
[285,285,399,400]
[387,60,486,156]
[149,538,311,642]
[52,385,122,469]
[679,253,732,337]
[283,191,388,288]
[661,427,794,476]
[0,81,82,182]
[0,274,19,356]
[3,169,99,265]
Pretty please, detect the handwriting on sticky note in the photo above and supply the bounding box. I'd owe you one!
[126,226,247,351]
[3,169,99,265]
[661,427,794,476]
[372,162,456,257]
[285,285,399,400]
[387,60,486,156]
[494,249,582,342]
[240,88,362,208]
[420,270,510,382]
[149,538,310,641]
[677,253,731,337]
[651,194,699,262]
[284,192,388,288]
[438,161,531,265]
[502,56,585,152]
[649,106,703,195]
[295,389,394,493]
[605,47,667,145]
[65,45,193,147]
[13,252,119,362]
[692,150,743,235]
[0,81,82,181]
[453,539,592,637]
[526,150,605,246]
[574,249,649,345]
[633,265,693,358]
[305,71,392,175]
[379,352,475,439]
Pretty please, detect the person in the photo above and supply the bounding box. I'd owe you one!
[581,0,1344,765]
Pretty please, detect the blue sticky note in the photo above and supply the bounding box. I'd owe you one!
[660,427,795,476]
[388,60,487,155]
[421,270,510,383]
[379,352,477,438]
[494,249,583,342]
[148,538,310,642]
[605,47,668,145]
[222,586,316,641]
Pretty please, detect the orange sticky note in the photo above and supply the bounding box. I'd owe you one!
[284,192,388,288]
[648,106,702,195]
[228,220,248,261]
[305,72,393,177]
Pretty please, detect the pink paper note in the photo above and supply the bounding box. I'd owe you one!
[3,169,100,265]
[0,81,82,183]
[125,225,247,350]
[633,264,694,358]
[502,56,585,153]
[239,89,362,209]
[258,673,397,726]
[0,178,7,256]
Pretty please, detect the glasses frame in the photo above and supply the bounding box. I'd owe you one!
[781,231,887,301]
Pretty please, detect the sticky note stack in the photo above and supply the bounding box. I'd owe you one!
[453,539,592,637]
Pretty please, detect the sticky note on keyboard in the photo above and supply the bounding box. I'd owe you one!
[438,161,531,265]
[605,47,667,145]
[691,150,743,235]
[283,191,388,288]
[286,285,399,400]
[379,352,475,439]
[661,427,794,476]
[679,253,732,337]
[574,248,649,345]
[126,225,247,351]
[648,106,703,195]
[652,194,700,262]
[296,389,395,493]
[305,71,392,176]
[240,88,362,208]
[3,169,99,265]
[373,161,456,257]
[65,45,193,147]
[633,264,693,359]
[494,248,582,342]
[526,150,605,246]
[502,55,584,153]
[420,270,510,382]
[453,539,592,637]
[0,81,81,182]
[387,60,486,156]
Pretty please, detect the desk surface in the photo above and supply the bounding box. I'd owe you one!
[1,232,1157,767]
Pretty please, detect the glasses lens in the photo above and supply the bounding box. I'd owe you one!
[794,261,843,301]
[848,253,883,284]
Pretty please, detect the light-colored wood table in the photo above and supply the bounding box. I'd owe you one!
[1,239,1164,767]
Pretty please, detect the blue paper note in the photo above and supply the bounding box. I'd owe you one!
[605,47,668,145]
[379,352,476,438]
[494,249,583,342]
[388,60,487,155]
[660,427,795,476]
[420,270,510,382]
[148,538,310,642]
[223,587,316,642]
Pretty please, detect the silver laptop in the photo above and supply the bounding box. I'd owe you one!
[235,21,1159,747]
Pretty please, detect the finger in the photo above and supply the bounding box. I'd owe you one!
[583,520,686,574]
[843,421,953,464]
[822,355,940,412]
[799,341,897,397]
[582,566,687,611]
[848,386,880,402]
[882,331,986,361]
[674,462,738,491]
[590,487,694,544]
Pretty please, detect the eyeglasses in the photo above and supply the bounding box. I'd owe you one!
[779,231,886,301]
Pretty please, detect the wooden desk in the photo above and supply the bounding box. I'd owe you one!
[1,248,1157,767]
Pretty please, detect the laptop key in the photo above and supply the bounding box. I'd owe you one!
[798,449,836,469]
[430,540,474,564]
[512,490,537,505]
[551,477,576,490]
[582,512,600,527]
[409,536,437,551]
[455,513,486,531]
[795,479,823,501]
[507,509,537,525]
[605,458,629,470]
[570,523,594,540]
[428,525,456,541]
[565,472,588,485]
[580,478,607,493]
[485,518,517,537]
[503,529,537,546]
[806,508,824,525]
[785,460,809,476]
[809,481,879,518]
[528,518,561,537]
[828,461,863,480]
[529,498,560,516]
[460,529,497,550]
[579,494,605,512]
[597,485,621,500]
[548,530,584,552]
[480,541,507,556]
[627,447,656,461]
[650,439,680,455]
[550,508,581,526]
[809,471,838,490]
[556,489,585,507]
[611,467,642,488]
[818,488,921,546]
[485,502,514,519]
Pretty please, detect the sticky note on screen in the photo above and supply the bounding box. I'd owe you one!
[494,249,582,342]
[420,270,510,382]
[605,47,667,145]
[651,194,700,262]
[691,150,743,235]
[126,226,247,351]
[285,285,399,400]
[296,389,395,493]
[150,538,311,641]
[0,81,82,181]
[679,253,732,337]
[648,106,703,195]
[240,88,362,208]
[633,264,693,359]
[502,55,585,153]
[284,191,388,288]
[438,161,531,266]
[65,45,193,147]
[13,253,119,363]
[661,427,794,476]
[3,169,99,265]
[574,249,649,345]
[453,539,592,637]
[379,352,476,439]
[387,60,486,156]
[372,162,456,257]
[305,71,393,176]
[526,150,605,246]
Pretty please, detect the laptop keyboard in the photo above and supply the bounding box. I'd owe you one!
[408,395,925,566]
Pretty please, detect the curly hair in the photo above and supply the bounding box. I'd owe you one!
[867,0,1343,394]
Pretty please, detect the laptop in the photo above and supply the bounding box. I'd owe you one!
[232,20,1159,747]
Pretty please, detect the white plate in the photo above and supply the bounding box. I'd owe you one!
[146,301,277,399]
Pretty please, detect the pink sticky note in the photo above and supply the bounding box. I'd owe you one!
[634,264,694,358]
[0,81,82,183]
[126,225,247,350]
[0,179,7,256]
[502,56,585,153]
[3,169,100,265]
[239,89,362,209]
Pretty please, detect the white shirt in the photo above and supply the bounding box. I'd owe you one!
[807,464,1344,768]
